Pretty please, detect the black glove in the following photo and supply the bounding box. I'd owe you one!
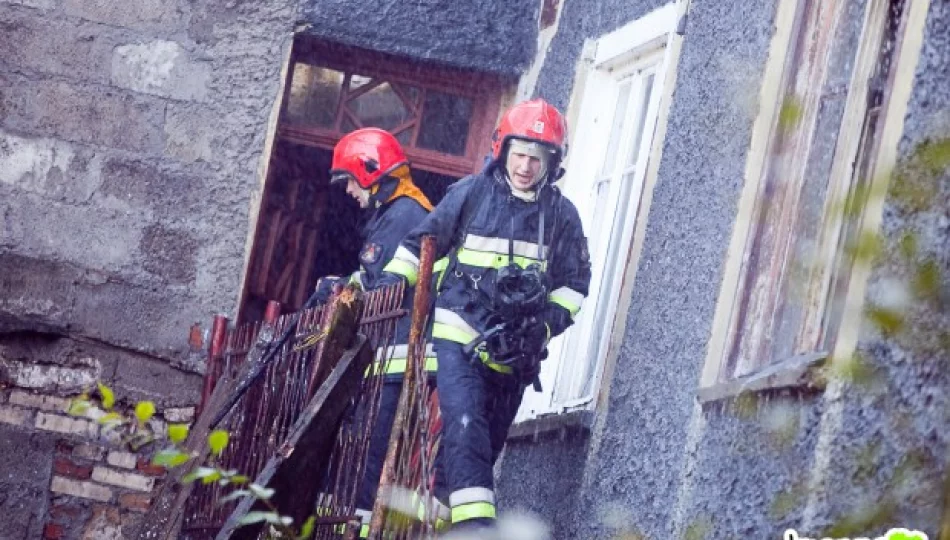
[510,316,548,357]
[312,276,342,304]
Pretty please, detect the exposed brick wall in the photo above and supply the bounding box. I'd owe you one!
[1,386,196,538]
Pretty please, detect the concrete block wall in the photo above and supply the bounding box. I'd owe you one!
[0,0,298,535]
[0,0,297,357]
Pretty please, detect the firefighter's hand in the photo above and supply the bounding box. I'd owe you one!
[313,276,342,304]
[515,316,549,356]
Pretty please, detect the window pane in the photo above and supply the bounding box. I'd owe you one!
[394,128,412,146]
[626,73,655,168]
[418,91,473,155]
[348,82,414,131]
[349,74,373,90]
[599,81,632,177]
[285,64,343,128]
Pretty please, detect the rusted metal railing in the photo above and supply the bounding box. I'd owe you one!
[180,282,407,539]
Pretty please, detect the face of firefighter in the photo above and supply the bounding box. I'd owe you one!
[345,178,371,208]
[505,140,550,191]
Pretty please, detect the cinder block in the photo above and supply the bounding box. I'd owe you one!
[164,104,213,162]
[0,404,32,426]
[91,466,154,492]
[0,75,166,153]
[35,412,98,438]
[0,131,104,204]
[62,0,184,31]
[106,450,137,469]
[0,9,113,82]
[9,390,71,412]
[0,0,56,10]
[112,40,210,102]
[50,476,113,502]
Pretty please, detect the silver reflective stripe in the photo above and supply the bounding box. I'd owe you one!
[463,234,546,260]
[434,308,479,339]
[450,487,495,506]
[355,508,373,524]
[393,246,419,265]
[376,343,436,360]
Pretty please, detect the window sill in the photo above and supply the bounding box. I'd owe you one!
[697,352,829,404]
[507,409,594,442]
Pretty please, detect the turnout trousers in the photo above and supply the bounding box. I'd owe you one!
[432,338,527,529]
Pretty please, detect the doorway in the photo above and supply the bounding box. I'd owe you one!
[238,38,504,322]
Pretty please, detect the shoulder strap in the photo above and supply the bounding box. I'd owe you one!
[438,175,490,293]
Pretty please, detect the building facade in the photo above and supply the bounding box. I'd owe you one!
[0,0,946,537]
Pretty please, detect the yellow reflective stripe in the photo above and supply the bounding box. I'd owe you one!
[433,257,449,273]
[548,287,584,317]
[463,234,546,260]
[432,322,476,344]
[432,325,514,374]
[382,258,418,286]
[364,356,438,376]
[451,502,496,523]
[548,295,580,317]
[359,523,369,538]
[455,248,544,270]
[481,352,513,374]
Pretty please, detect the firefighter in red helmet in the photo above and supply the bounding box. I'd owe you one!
[382,99,592,531]
[315,127,438,537]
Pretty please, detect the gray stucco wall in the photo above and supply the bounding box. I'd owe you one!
[299,0,538,77]
[500,0,949,538]
[798,1,950,535]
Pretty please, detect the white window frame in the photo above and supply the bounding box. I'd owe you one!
[516,2,684,422]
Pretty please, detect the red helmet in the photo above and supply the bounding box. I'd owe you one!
[330,128,408,189]
[491,99,568,164]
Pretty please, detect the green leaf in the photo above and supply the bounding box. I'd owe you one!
[218,490,252,504]
[97,382,115,410]
[248,483,275,500]
[96,411,125,427]
[152,448,191,468]
[182,466,219,484]
[866,305,905,336]
[911,259,941,300]
[201,470,223,485]
[237,511,292,527]
[208,430,229,456]
[778,97,803,132]
[898,232,918,260]
[298,515,316,540]
[67,399,91,417]
[135,401,156,424]
[168,423,189,443]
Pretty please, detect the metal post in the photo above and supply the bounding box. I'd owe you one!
[368,236,436,538]
[198,314,229,417]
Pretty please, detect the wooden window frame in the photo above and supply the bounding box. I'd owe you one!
[275,38,506,178]
[700,0,919,394]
